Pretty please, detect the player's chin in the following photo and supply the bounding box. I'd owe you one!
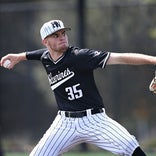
[59,44,69,51]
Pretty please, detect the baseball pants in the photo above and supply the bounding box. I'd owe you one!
[29,108,139,156]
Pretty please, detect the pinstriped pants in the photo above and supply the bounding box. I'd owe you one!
[29,109,139,156]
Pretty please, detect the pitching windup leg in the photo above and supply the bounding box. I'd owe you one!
[29,114,79,156]
[76,111,140,156]
[29,110,144,156]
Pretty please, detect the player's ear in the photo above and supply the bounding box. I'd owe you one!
[42,39,47,46]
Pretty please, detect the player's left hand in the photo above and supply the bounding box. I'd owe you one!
[149,71,156,94]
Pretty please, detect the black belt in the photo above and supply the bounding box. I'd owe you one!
[59,108,104,118]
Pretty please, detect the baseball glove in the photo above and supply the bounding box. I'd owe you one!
[149,71,156,93]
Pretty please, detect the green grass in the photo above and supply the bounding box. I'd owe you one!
[4,153,114,156]
[5,153,27,156]
[4,152,156,156]
[64,152,114,156]
[65,152,155,156]
[5,153,112,156]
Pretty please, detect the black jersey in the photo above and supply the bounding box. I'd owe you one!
[26,46,110,111]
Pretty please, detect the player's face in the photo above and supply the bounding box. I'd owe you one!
[43,29,69,53]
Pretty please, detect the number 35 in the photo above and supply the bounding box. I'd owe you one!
[65,84,83,100]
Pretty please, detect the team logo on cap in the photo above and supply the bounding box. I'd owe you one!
[51,21,61,29]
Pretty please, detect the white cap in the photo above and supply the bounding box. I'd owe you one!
[40,20,71,40]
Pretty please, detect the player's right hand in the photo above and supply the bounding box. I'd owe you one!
[0,53,21,69]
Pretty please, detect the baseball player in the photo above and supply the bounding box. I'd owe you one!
[1,20,156,156]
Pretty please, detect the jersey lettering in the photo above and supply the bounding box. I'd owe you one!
[48,68,75,90]
[65,84,83,100]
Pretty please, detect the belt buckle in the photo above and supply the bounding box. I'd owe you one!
[65,111,71,117]
[68,112,71,117]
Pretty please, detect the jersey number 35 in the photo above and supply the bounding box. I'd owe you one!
[65,83,83,101]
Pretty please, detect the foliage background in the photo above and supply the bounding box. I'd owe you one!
[0,0,156,154]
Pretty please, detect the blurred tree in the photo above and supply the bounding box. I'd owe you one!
[0,0,156,152]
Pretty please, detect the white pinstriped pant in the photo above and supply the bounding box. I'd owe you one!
[29,109,139,156]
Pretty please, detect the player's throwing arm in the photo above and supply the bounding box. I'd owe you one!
[0,53,27,69]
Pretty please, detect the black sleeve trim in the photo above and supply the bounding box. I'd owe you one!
[102,52,111,68]
[26,48,47,60]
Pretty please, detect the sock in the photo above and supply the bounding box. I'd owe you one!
[132,147,146,156]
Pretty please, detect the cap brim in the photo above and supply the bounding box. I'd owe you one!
[46,27,71,39]
[54,27,71,33]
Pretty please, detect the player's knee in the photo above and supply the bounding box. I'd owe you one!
[123,136,139,156]
[132,147,146,156]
